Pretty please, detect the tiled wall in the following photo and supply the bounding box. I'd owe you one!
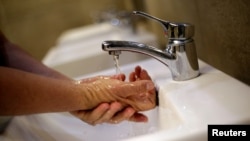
[144,0,250,85]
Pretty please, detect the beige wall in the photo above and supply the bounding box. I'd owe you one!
[1,0,249,85]
[0,0,127,60]
[144,0,250,85]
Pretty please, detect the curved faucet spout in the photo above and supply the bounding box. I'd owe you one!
[102,39,199,81]
[102,40,175,67]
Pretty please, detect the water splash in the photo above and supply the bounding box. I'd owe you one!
[113,55,122,75]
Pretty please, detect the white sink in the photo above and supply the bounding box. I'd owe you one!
[75,58,250,141]
[2,58,249,141]
[122,60,250,141]
[3,23,250,141]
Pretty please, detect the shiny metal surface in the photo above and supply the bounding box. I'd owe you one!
[133,11,194,40]
[102,11,199,81]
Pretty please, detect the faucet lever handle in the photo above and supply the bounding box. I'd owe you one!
[133,11,194,40]
[133,11,169,37]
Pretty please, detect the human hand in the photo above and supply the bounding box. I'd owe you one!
[71,66,156,125]
[71,74,141,125]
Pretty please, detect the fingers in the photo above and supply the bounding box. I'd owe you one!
[129,66,141,81]
[135,65,142,76]
[129,66,152,82]
[71,103,110,126]
[105,107,149,124]
[71,102,149,125]
[129,113,148,122]
[72,102,134,125]
[140,69,152,80]
[108,107,135,124]
[94,102,124,124]
[80,65,149,83]
[129,72,136,81]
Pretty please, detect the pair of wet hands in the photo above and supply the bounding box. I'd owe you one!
[71,66,156,125]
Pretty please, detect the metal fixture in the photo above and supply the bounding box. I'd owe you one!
[102,11,199,81]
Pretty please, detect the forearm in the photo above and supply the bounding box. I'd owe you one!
[0,67,83,115]
[4,42,69,80]
[0,33,70,80]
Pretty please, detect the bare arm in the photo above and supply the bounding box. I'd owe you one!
[0,31,92,115]
[0,66,155,116]
[0,31,69,80]
[0,67,82,115]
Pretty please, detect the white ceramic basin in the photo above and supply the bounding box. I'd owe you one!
[122,59,250,141]
[2,58,249,141]
[3,23,250,141]
[75,58,250,141]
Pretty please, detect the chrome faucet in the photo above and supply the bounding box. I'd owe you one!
[102,11,199,81]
